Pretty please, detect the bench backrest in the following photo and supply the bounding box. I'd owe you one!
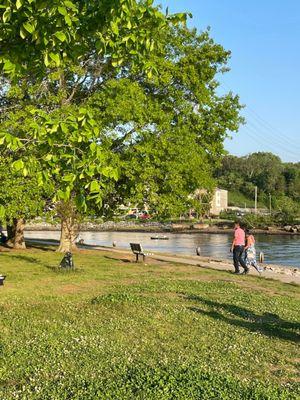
[130,243,143,253]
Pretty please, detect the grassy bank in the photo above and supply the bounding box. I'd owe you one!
[0,246,299,399]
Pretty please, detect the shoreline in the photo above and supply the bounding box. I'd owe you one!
[23,238,300,284]
[25,222,300,236]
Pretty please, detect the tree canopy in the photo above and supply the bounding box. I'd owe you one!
[0,1,243,249]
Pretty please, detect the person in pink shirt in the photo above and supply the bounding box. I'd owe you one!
[230,221,249,275]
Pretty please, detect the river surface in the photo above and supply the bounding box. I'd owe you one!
[24,231,300,269]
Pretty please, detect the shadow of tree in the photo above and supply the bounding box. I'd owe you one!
[26,244,56,252]
[9,254,55,270]
[183,294,300,343]
[8,254,83,274]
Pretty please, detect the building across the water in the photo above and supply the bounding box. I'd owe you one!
[210,188,228,215]
[193,188,228,216]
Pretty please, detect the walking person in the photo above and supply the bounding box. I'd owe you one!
[230,221,249,275]
[244,229,263,274]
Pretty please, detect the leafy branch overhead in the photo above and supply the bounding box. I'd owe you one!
[0,0,188,77]
[0,0,243,220]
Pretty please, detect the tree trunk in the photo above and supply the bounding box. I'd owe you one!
[8,219,26,249]
[57,201,79,253]
[6,222,16,246]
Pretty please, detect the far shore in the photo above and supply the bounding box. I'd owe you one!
[24,221,300,236]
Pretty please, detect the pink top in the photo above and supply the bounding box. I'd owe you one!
[234,227,245,246]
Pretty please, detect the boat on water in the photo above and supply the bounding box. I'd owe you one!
[150,235,169,240]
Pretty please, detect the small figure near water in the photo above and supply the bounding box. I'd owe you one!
[230,221,249,275]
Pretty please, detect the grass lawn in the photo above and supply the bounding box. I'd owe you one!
[0,246,299,399]
[228,191,266,209]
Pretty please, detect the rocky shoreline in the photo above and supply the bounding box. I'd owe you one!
[25,220,300,235]
[89,245,300,284]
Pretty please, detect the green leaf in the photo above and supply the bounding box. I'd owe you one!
[90,180,100,193]
[49,52,60,66]
[110,22,119,35]
[3,8,11,23]
[44,53,50,67]
[75,194,86,210]
[58,6,67,16]
[90,142,97,152]
[44,154,53,161]
[64,14,72,26]
[20,26,27,39]
[54,31,67,42]
[12,159,24,172]
[62,174,75,182]
[23,21,35,34]
[64,1,77,11]
[23,167,28,177]
[16,0,23,9]
[0,205,5,220]
[3,59,15,73]
[60,122,68,134]
[101,166,118,179]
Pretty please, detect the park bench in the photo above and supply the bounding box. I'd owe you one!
[130,243,151,262]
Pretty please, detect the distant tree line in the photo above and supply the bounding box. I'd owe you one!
[215,152,300,222]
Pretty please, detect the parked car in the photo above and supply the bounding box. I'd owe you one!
[125,213,138,220]
[139,211,151,220]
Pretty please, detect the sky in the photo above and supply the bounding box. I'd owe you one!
[156,0,300,162]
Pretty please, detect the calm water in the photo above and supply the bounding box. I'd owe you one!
[25,231,300,269]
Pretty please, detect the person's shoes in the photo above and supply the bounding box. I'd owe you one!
[233,271,241,274]
[243,268,250,275]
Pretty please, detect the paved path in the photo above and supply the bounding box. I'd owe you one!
[91,245,300,285]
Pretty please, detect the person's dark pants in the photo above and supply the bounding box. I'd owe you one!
[233,245,248,273]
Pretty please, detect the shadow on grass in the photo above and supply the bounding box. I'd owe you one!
[26,244,56,252]
[104,255,132,263]
[184,294,300,343]
[8,254,43,264]
[7,254,83,274]
[8,254,57,271]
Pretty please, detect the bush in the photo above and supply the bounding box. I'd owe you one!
[241,213,274,229]
[273,196,300,224]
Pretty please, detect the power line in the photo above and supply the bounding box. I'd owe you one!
[246,106,300,150]
[245,122,300,157]
[219,81,300,160]
[239,125,300,160]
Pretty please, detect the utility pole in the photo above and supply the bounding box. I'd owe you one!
[254,186,258,214]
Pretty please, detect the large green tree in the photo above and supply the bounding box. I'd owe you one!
[0,2,243,251]
[0,0,187,251]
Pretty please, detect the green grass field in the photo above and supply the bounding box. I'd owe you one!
[228,191,266,209]
[0,246,299,399]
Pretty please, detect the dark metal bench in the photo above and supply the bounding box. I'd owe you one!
[130,243,149,262]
